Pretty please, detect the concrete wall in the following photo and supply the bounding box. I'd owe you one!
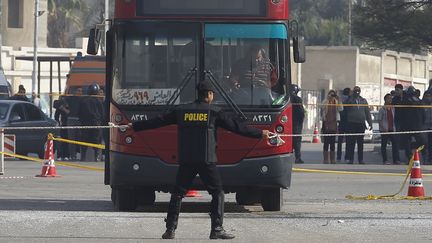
[301,47,430,105]
[301,46,358,93]
[1,0,48,48]
[358,54,381,106]
[382,51,429,101]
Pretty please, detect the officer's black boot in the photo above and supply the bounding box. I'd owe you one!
[162,194,182,239]
[209,192,235,240]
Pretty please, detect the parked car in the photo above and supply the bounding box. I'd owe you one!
[0,100,58,158]
[0,69,12,99]
[364,111,380,143]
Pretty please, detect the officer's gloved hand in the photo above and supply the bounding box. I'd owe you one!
[262,130,271,139]
[113,123,131,130]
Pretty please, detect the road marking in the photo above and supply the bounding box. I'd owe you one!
[0,176,26,179]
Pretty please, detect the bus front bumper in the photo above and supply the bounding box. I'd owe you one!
[109,152,293,191]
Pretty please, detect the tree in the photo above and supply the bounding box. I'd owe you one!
[353,0,432,53]
[47,0,88,47]
[290,0,350,46]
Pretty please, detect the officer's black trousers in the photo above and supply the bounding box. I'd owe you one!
[166,163,224,230]
[293,125,303,160]
[80,128,101,161]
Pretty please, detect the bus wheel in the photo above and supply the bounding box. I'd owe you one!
[137,189,156,205]
[113,188,137,212]
[236,190,260,205]
[261,188,283,211]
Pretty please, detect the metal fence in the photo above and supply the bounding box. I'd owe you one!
[300,89,323,140]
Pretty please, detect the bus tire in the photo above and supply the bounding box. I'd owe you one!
[235,190,260,205]
[261,188,283,211]
[137,189,156,205]
[113,188,137,212]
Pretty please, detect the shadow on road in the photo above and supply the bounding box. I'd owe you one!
[0,199,256,213]
[138,202,255,213]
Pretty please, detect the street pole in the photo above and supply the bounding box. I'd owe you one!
[104,0,109,56]
[0,0,3,71]
[32,0,39,93]
[348,0,352,46]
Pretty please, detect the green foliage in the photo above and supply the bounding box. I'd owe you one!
[47,0,88,47]
[352,0,432,53]
[290,0,350,46]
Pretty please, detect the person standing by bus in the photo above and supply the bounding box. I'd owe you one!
[378,94,400,165]
[78,84,104,161]
[127,80,270,240]
[54,99,71,160]
[321,90,343,164]
[289,84,305,164]
[336,88,351,162]
[345,86,372,164]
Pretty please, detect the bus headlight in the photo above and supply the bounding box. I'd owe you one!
[276,125,284,133]
[260,165,269,174]
[125,136,133,144]
[132,163,140,171]
[280,115,288,124]
[269,137,278,145]
[115,114,123,123]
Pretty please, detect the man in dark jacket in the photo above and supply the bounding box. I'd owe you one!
[400,86,427,163]
[78,84,104,161]
[289,84,305,164]
[344,86,372,164]
[54,99,71,160]
[337,88,351,162]
[128,80,269,240]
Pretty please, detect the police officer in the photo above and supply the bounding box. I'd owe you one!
[289,84,305,164]
[127,80,270,240]
[400,86,427,162]
[78,84,104,161]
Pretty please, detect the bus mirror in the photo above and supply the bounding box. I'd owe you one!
[293,36,306,63]
[87,28,101,55]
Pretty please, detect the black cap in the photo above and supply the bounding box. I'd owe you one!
[196,80,215,92]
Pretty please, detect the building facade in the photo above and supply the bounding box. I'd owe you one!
[1,0,48,48]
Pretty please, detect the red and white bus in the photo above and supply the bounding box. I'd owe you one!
[88,0,305,212]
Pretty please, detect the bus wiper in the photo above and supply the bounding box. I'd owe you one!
[166,67,197,107]
[205,70,247,121]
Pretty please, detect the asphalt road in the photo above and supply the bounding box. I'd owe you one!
[0,143,432,242]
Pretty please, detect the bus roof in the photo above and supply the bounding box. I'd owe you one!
[115,0,289,20]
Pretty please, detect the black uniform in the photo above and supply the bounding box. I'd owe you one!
[132,101,262,238]
[78,96,104,160]
[291,94,305,163]
[54,99,70,159]
[400,94,427,162]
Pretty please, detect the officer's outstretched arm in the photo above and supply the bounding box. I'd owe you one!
[217,112,263,139]
[129,111,177,132]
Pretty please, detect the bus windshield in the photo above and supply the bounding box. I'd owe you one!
[112,22,288,108]
[205,23,288,107]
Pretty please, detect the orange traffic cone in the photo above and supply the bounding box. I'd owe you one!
[312,124,320,143]
[36,138,60,177]
[185,190,200,197]
[407,150,425,197]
